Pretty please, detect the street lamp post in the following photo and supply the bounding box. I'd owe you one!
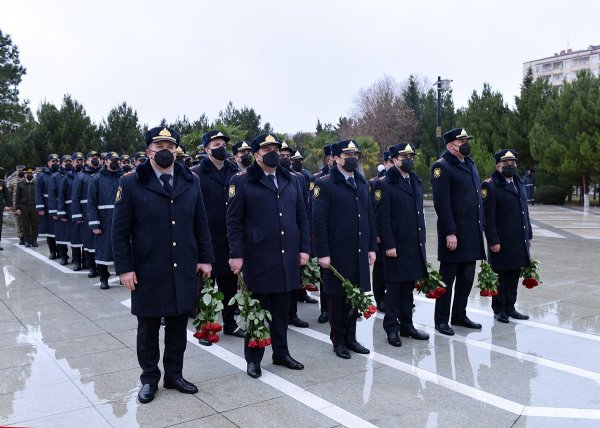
[435,76,452,157]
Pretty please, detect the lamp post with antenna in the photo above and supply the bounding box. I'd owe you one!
[435,76,453,157]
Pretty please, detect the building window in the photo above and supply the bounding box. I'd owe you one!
[580,57,589,66]
[591,55,599,64]
[564,60,571,70]
[535,65,541,74]
[553,62,563,71]
[564,72,571,81]
[542,63,552,72]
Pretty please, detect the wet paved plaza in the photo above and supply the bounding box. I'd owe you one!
[1,202,600,427]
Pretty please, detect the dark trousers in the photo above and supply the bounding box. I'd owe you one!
[98,264,110,281]
[47,237,57,254]
[213,271,238,333]
[245,291,291,363]
[319,267,328,314]
[137,314,188,385]
[383,281,415,334]
[491,268,520,314]
[372,258,386,305]
[84,250,95,268]
[20,206,38,242]
[328,294,358,347]
[435,261,476,324]
[288,289,299,317]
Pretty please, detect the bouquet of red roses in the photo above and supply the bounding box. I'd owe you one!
[328,265,376,319]
[415,263,446,299]
[193,277,224,343]
[477,261,499,297]
[301,257,320,292]
[229,274,272,348]
[521,259,541,289]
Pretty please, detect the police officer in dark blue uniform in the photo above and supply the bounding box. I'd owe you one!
[35,154,60,259]
[72,151,101,278]
[431,128,486,336]
[49,155,73,265]
[133,151,147,167]
[113,126,214,404]
[58,152,85,271]
[88,151,122,289]
[231,141,253,172]
[310,144,334,323]
[369,150,392,313]
[312,140,377,359]
[227,133,310,379]
[190,130,245,343]
[374,143,429,347]
[482,150,532,323]
[290,150,311,184]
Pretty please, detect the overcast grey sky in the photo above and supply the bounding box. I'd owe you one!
[2,0,599,134]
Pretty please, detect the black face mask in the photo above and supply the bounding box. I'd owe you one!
[17,172,25,178]
[501,165,517,178]
[400,158,414,173]
[50,164,59,172]
[91,158,100,167]
[64,164,73,171]
[261,151,280,168]
[75,164,83,172]
[456,142,471,156]
[123,165,132,172]
[109,160,120,170]
[291,160,303,172]
[26,174,33,181]
[210,146,227,161]
[280,157,291,170]
[342,158,358,173]
[240,153,253,167]
[152,149,175,169]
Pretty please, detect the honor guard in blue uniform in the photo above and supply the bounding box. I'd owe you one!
[88,151,123,289]
[112,126,214,404]
[72,151,101,278]
[133,151,147,167]
[35,154,60,258]
[279,142,314,328]
[482,150,533,323]
[58,152,85,270]
[369,150,392,313]
[312,140,377,359]
[190,130,245,344]
[310,144,334,323]
[374,143,429,347]
[431,128,486,336]
[231,141,253,172]
[290,150,311,184]
[227,133,310,379]
[120,154,133,173]
[49,155,73,265]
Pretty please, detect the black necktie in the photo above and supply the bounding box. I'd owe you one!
[347,176,356,190]
[268,174,278,189]
[160,174,172,195]
[405,176,411,186]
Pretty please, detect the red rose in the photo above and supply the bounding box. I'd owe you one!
[426,291,437,299]
[369,305,377,314]
[435,287,446,296]
[212,323,223,333]
[363,311,372,319]
[248,339,258,348]
[194,330,209,339]
[208,334,220,343]
[523,277,539,288]
[265,338,272,345]
[415,282,422,291]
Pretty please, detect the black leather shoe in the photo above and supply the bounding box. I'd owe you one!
[347,341,370,354]
[451,317,482,329]
[494,313,510,323]
[31,241,38,247]
[247,362,262,378]
[400,327,430,341]
[49,252,58,260]
[334,344,351,359]
[507,310,529,320]
[377,302,385,313]
[272,355,304,370]
[318,312,328,323]
[289,316,309,328]
[137,384,158,404]
[435,323,455,336]
[73,263,82,272]
[19,238,25,245]
[100,279,109,290]
[224,328,246,338]
[88,267,98,278]
[60,257,69,266]
[387,331,402,347]
[298,294,318,304]
[164,377,198,394]
[25,242,31,248]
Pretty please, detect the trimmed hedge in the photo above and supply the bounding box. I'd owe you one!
[535,185,567,205]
